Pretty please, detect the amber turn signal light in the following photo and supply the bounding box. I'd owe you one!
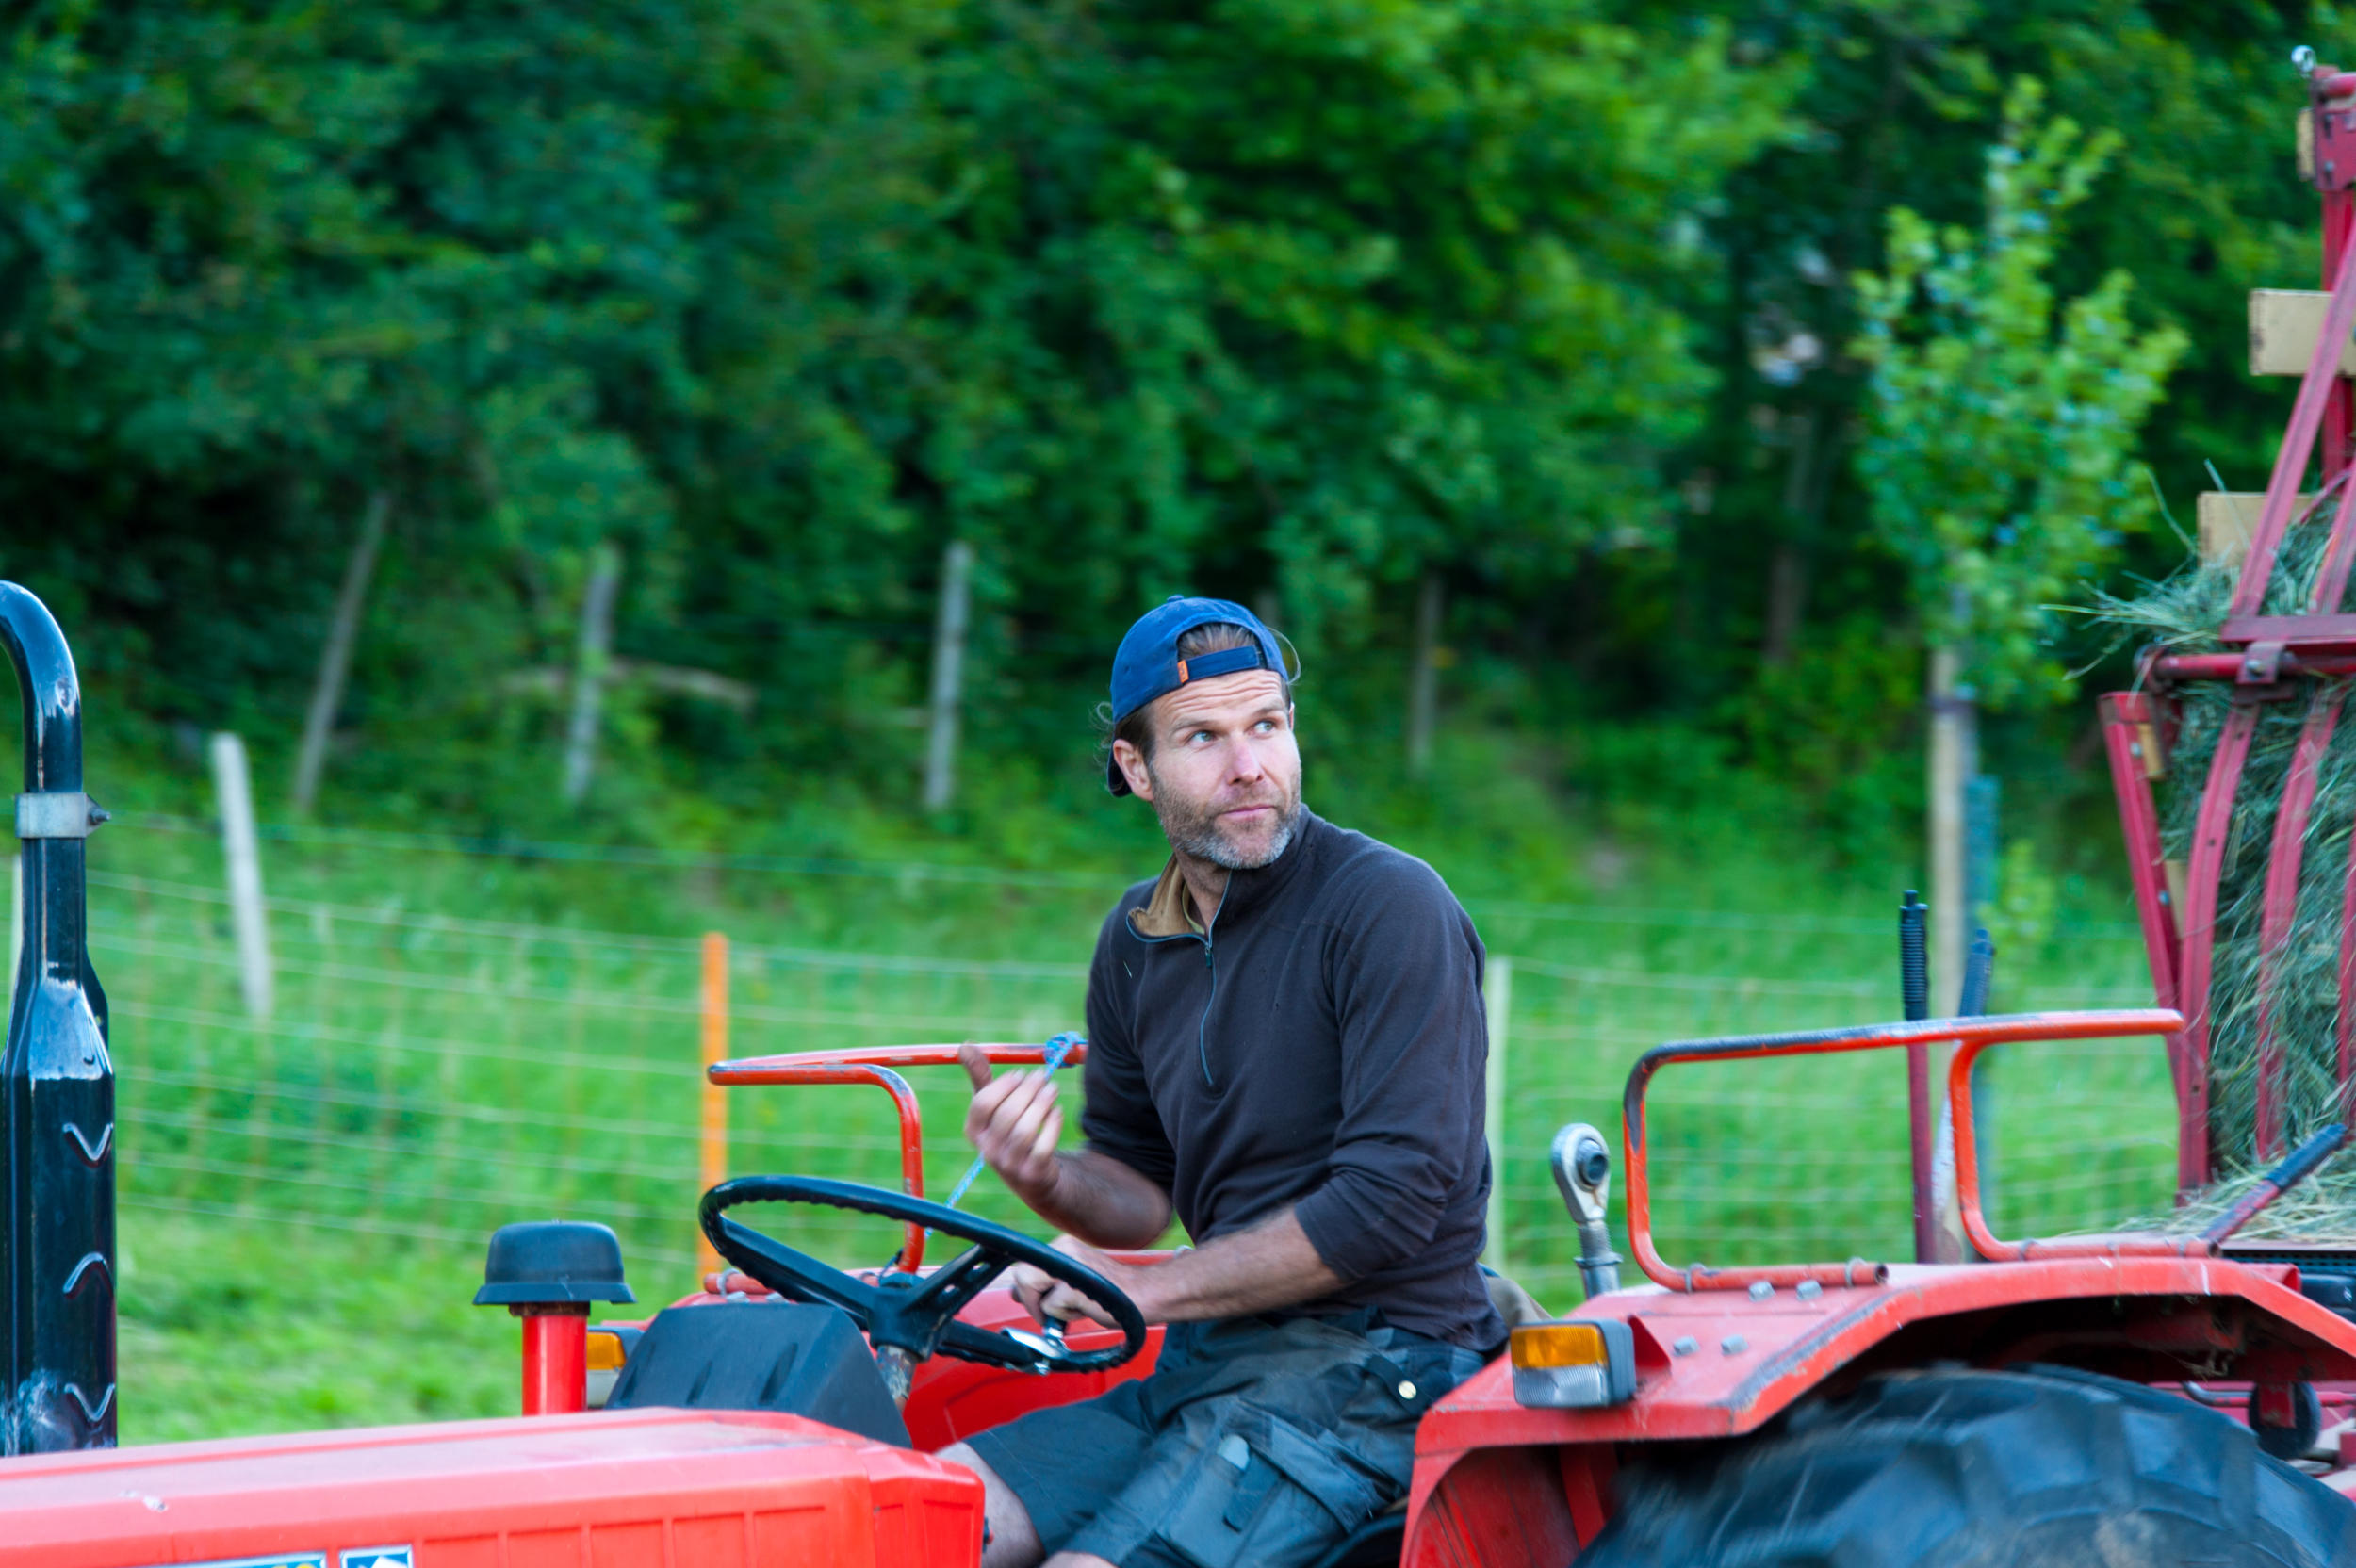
[1510,1322,1606,1369]
[1509,1319,1635,1408]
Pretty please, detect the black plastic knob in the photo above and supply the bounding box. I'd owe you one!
[474,1220,635,1306]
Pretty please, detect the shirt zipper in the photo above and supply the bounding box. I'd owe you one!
[1196,875,1232,1089]
[1128,874,1235,1090]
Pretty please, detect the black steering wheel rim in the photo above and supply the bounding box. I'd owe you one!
[699,1174,1148,1376]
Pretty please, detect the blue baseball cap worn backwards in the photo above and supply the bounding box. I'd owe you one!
[1104,596,1291,796]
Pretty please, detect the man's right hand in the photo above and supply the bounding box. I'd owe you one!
[960,1043,1064,1206]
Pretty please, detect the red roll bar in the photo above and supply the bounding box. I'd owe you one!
[707,1041,1090,1273]
[1622,1009,2184,1291]
[1946,1016,2213,1262]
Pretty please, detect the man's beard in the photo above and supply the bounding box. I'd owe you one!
[1146,765,1302,870]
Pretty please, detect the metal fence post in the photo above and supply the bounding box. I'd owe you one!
[1483,956,1513,1272]
[208,733,273,1021]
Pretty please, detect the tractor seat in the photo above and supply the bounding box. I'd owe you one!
[1481,1266,1552,1330]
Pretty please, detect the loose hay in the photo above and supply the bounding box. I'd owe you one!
[2090,503,2356,1238]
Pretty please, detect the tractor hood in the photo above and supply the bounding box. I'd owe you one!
[0,1406,980,1568]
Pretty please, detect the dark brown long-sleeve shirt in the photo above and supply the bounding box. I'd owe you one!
[1080,809,1503,1348]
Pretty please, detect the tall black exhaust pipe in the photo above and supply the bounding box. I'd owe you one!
[0,582,113,1452]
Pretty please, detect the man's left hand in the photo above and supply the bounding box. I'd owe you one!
[1008,1208,1339,1330]
[1010,1234,1154,1330]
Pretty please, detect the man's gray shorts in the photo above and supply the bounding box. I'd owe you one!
[963,1313,1489,1568]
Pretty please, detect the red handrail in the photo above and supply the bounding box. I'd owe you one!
[706,1042,1090,1273]
[1946,1016,2212,1262]
[1622,1009,2183,1291]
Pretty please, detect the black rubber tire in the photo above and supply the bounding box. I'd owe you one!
[1576,1365,2356,1567]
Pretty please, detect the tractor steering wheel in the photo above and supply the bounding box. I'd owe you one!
[699,1174,1148,1378]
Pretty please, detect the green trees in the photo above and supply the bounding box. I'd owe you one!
[0,3,698,737]
[0,0,1800,811]
[684,0,1798,663]
[0,0,2312,833]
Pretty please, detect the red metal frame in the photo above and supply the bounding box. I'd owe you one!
[1621,1010,2182,1290]
[2099,693,2202,1186]
[1942,1020,2226,1261]
[706,1043,1089,1273]
[2257,694,2342,1156]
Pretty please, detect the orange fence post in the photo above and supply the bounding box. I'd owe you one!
[696,931,729,1277]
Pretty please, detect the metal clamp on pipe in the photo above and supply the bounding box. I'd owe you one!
[1550,1122,1621,1300]
[14,792,106,840]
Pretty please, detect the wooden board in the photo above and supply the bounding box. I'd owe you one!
[2199,491,2317,565]
[2250,288,2356,377]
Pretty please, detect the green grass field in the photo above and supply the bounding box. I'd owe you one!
[70,731,2172,1444]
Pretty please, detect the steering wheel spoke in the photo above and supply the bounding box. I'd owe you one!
[711,1215,875,1317]
[699,1174,1146,1379]
[936,1315,1058,1372]
[902,1242,1015,1320]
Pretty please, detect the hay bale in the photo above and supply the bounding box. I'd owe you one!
[2091,507,2356,1236]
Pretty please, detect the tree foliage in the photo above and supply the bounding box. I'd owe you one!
[1854,78,2187,704]
[0,0,2324,828]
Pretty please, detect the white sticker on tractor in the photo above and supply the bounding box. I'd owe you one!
[340,1551,414,1568]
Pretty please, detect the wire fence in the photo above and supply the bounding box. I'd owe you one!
[74,821,2179,1310]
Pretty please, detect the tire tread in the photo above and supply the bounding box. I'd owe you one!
[1575,1365,2356,1567]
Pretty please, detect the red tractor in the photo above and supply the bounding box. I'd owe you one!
[20,57,2356,1568]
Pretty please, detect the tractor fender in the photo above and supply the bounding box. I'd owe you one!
[1399,1254,2356,1568]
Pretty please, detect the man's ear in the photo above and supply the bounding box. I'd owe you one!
[1111,737,1155,801]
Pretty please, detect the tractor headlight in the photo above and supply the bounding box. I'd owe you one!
[1509,1319,1636,1409]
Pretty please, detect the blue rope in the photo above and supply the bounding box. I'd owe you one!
[943,1031,1084,1211]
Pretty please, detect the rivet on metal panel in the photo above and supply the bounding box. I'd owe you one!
[1746,1280,1773,1301]
[1671,1336,1698,1357]
[1721,1334,1748,1355]
[1795,1279,1823,1301]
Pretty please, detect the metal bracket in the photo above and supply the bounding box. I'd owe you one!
[14,792,106,840]
[2314,73,2356,192]
[2240,640,2290,685]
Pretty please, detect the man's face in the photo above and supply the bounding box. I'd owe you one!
[1112,670,1301,870]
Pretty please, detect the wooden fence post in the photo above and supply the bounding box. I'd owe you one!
[923,540,973,811]
[209,732,273,1020]
[697,931,729,1279]
[1406,573,1442,778]
[292,490,390,816]
[563,542,622,808]
[1482,956,1513,1271]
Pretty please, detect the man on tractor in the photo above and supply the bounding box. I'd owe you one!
[940,596,1506,1568]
